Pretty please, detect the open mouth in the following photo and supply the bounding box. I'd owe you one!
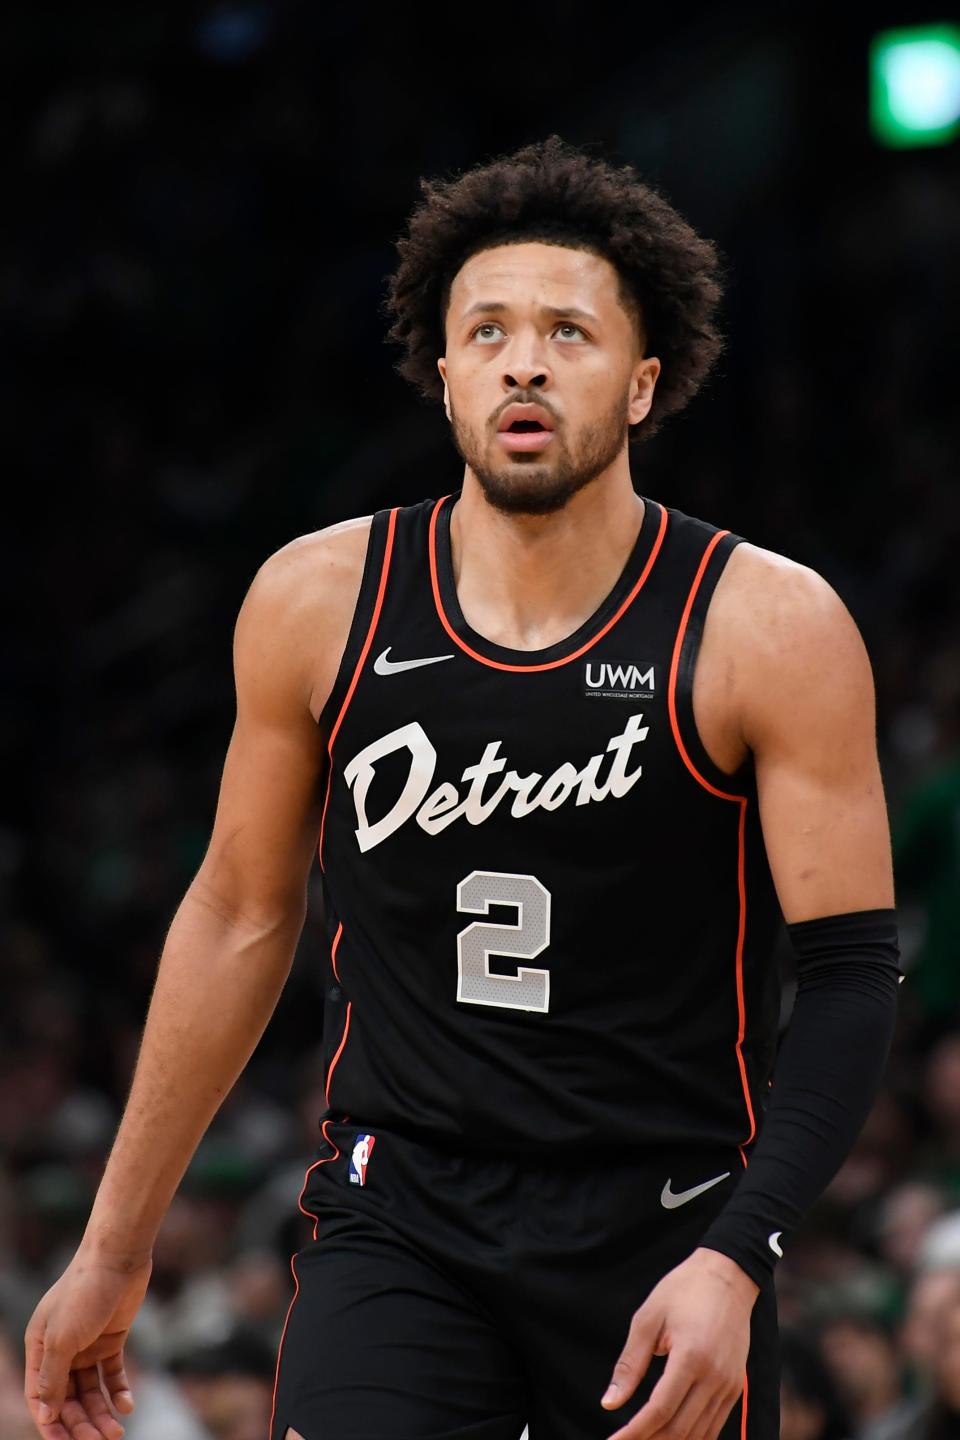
[496,422,555,453]
[495,404,556,451]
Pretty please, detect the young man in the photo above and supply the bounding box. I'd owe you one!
[24,136,901,1440]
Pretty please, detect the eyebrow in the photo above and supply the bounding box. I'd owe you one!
[461,301,599,325]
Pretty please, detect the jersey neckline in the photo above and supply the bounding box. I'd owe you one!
[428,490,668,672]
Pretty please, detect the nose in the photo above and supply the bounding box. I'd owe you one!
[503,363,549,390]
[501,331,551,392]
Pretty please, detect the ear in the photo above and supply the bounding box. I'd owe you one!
[628,356,661,427]
[437,357,451,421]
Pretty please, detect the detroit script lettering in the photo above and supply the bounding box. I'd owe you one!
[342,713,650,852]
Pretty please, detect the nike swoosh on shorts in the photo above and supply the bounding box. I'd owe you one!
[374,647,455,675]
[660,1171,731,1209]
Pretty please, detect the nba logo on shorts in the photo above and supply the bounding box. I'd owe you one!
[349,1133,376,1185]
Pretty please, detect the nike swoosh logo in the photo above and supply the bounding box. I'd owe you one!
[660,1171,731,1209]
[768,1231,783,1258]
[373,647,455,676]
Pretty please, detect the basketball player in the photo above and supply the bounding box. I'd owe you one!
[24,136,901,1440]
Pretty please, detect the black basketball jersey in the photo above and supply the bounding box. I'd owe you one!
[314,491,784,1158]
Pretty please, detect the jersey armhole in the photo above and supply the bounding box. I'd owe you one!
[672,530,756,798]
[316,508,393,739]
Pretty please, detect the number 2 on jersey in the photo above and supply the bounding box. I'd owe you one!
[455,869,552,1013]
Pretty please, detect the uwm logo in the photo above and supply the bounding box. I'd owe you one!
[584,660,656,700]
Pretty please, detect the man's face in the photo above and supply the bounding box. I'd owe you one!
[437,242,660,516]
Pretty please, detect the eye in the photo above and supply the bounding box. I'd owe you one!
[555,322,586,341]
[472,322,504,344]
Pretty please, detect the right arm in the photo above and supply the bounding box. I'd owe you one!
[23,518,370,1440]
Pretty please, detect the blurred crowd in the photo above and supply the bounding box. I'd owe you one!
[3,6,959,1438]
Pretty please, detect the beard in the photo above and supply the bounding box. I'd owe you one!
[448,387,631,516]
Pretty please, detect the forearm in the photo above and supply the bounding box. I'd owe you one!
[82,884,305,1261]
[699,908,901,1285]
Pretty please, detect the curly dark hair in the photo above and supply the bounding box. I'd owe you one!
[384,135,726,441]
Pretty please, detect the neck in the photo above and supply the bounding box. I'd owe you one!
[449,468,645,652]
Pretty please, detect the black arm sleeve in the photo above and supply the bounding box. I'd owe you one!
[697,907,902,1288]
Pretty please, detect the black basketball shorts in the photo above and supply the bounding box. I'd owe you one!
[270,1119,779,1440]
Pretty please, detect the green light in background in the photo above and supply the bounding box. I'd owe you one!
[870,24,960,148]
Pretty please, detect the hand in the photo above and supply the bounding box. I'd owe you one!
[23,1248,153,1440]
[601,1247,760,1440]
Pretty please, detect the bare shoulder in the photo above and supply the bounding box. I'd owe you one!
[707,540,875,748]
[713,540,869,664]
[255,513,373,603]
[235,514,374,724]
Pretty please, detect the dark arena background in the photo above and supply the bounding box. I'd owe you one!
[3,5,959,1438]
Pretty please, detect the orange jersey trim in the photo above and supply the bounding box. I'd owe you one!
[667,529,757,1160]
[733,800,756,1156]
[270,900,357,1437]
[330,920,343,983]
[666,528,743,802]
[318,507,399,870]
[427,493,668,672]
[325,1002,352,1105]
[268,1253,301,1440]
[269,1113,347,1438]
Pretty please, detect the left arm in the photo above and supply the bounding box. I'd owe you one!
[696,555,900,1280]
[602,552,900,1440]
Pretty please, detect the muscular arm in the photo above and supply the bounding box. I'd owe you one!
[734,550,894,922]
[602,551,900,1440]
[24,520,369,1439]
[84,554,328,1260]
[693,552,900,1284]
